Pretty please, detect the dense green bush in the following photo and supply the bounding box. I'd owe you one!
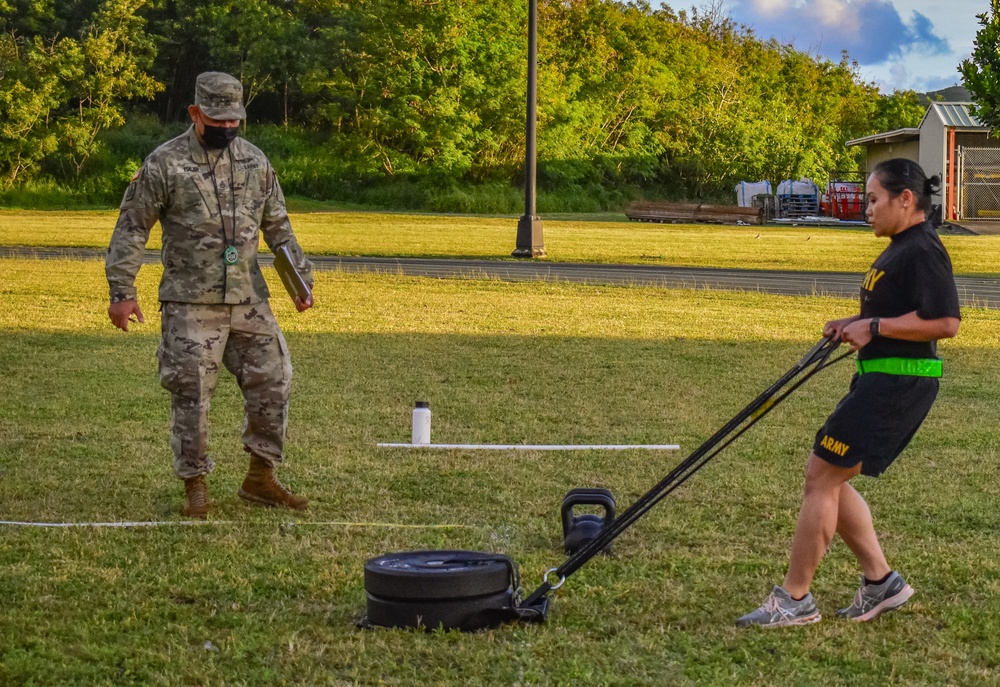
[0,120,733,211]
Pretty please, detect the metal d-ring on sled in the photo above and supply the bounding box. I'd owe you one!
[362,336,849,631]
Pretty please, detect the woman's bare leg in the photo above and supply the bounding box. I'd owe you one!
[835,483,891,581]
[782,453,860,598]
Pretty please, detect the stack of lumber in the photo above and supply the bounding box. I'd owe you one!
[625,201,763,225]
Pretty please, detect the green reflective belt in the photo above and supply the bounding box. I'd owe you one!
[856,357,942,378]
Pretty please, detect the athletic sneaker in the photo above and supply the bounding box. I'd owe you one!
[836,571,914,622]
[736,585,821,628]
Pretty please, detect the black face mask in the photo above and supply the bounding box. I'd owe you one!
[202,124,239,149]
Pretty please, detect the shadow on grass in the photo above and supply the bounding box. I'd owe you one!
[1,330,993,526]
[1,331,998,684]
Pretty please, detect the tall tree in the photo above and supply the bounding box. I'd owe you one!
[0,31,75,186]
[538,0,681,169]
[60,0,163,176]
[960,0,1000,130]
[872,89,926,132]
[195,0,308,123]
[303,0,525,177]
[0,0,161,183]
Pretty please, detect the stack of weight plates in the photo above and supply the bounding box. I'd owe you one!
[364,550,516,631]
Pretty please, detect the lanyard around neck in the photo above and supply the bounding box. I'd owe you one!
[205,145,238,265]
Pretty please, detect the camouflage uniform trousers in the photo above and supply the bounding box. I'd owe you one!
[157,300,292,479]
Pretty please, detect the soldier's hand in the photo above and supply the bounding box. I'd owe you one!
[839,318,872,352]
[822,315,859,342]
[294,294,314,313]
[108,299,145,332]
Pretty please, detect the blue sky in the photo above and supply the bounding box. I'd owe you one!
[691,0,988,93]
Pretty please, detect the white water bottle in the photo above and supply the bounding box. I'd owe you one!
[412,401,431,445]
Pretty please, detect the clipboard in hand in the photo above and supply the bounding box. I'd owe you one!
[273,244,312,303]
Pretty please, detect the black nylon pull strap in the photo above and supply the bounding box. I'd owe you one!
[521,337,845,606]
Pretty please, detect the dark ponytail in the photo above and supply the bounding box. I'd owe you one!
[873,158,940,213]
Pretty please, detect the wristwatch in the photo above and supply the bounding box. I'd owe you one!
[869,317,881,338]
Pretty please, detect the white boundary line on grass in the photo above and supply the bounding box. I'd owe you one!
[0,520,473,529]
[377,443,681,450]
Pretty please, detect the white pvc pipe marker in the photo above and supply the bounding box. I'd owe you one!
[390,402,678,450]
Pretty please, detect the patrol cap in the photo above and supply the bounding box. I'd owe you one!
[194,72,246,120]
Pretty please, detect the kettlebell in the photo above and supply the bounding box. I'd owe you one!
[561,488,616,555]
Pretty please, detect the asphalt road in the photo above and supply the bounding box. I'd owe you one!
[4,247,999,309]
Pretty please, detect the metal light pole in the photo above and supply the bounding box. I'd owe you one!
[512,0,545,258]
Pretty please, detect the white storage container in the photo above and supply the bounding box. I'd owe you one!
[734,180,773,207]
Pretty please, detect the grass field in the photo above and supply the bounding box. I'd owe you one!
[2,208,999,276]
[0,247,1000,685]
[2,250,999,685]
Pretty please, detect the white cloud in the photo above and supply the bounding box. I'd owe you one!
[813,0,857,32]
[748,0,792,12]
[709,0,970,90]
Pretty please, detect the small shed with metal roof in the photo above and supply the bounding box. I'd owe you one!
[847,102,1000,222]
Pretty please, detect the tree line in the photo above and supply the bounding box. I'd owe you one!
[1,0,928,210]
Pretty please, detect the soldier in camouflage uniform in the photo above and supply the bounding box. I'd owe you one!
[106,72,314,519]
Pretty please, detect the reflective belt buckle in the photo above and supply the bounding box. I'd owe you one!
[856,357,943,378]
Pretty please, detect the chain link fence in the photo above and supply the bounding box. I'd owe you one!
[958,146,1000,220]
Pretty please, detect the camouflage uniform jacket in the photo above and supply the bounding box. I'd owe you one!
[106,126,313,305]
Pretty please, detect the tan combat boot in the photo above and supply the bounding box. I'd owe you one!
[182,475,210,519]
[238,455,308,510]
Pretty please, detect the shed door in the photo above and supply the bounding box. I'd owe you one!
[958,146,1000,220]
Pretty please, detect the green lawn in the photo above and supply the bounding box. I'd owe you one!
[1,258,998,685]
[2,208,999,276]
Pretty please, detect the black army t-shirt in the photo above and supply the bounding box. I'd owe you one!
[858,220,961,361]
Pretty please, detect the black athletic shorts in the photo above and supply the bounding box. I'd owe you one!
[813,372,939,477]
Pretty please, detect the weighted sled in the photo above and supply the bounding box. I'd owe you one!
[364,550,513,600]
[363,550,523,631]
[362,338,848,631]
[365,588,515,631]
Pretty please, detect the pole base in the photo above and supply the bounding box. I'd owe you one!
[511,247,546,258]
[512,216,545,258]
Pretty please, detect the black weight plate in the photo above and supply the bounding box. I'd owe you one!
[366,588,514,631]
[364,550,513,600]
